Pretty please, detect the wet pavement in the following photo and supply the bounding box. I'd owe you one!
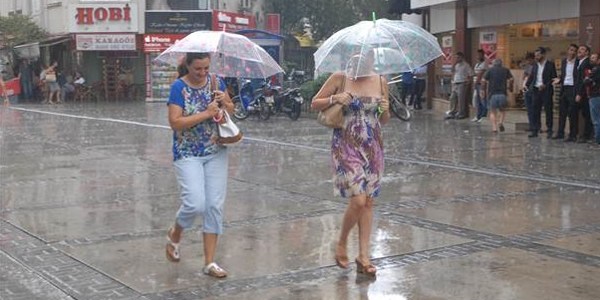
[1,102,599,300]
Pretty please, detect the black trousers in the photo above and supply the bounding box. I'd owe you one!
[529,87,553,133]
[557,86,575,137]
[570,97,594,139]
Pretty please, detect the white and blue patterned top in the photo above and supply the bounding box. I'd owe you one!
[167,75,226,161]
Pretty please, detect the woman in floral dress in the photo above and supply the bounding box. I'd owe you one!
[311,54,390,277]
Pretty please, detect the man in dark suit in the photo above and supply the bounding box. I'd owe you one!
[573,45,594,143]
[525,47,558,138]
[552,44,579,140]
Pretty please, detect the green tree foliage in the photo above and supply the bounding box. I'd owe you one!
[266,0,394,42]
[0,15,47,47]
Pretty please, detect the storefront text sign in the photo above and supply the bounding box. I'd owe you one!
[69,3,138,33]
[145,11,212,34]
[76,34,137,51]
[212,10,256,31]
[143,34,186,52]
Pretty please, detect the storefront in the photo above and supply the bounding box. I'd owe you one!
[70,2,144,100]
[142,8,268,101]
[143,34,186,101]
[423,0,584,109]
[144,11,212,102]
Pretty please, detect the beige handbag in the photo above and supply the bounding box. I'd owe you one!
[215,109,243,145]
[317,76,347,129]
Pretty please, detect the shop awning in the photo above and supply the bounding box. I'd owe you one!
[13,42,40,59]
[39,34,71,47]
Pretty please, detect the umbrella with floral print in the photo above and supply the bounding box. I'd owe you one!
[154,30,284,78]
[314,18,442,78]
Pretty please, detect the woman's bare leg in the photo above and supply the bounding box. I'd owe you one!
[336,194,367,267]
[357,197,374,267]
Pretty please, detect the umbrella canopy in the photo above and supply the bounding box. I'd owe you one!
[314,19,442,78]
[154,30,284,78]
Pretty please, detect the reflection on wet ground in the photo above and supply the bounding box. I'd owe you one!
[1,102,599,299]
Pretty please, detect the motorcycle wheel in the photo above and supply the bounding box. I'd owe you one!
[288,101,301,120]
[258,100,271,121]
[390,94,411,121]
[233,98,249,120]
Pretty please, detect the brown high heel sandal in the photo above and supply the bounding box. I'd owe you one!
[335,255,350,269]
[355,258,377,277]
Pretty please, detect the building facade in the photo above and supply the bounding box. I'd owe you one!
[410,0,600,109]
[2,0,274,102]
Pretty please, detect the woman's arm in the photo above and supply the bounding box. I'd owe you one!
[311,72,352,111]
[379,76,391,125]
[215,89,234,115]
[168,103,218,131]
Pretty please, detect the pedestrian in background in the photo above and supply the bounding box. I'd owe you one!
[552,44,578,140]
[445,52,473,120]
[584,52,600,145]
[574,45,594,143]
[43,61,60,104]
[411,64,427,110]
[165,52,234,278]
[1,74,8,106]
[521,52,535,131]
[18,59,34,102]
[525,47,557,138]
[482,59,513,133]
[311,52,390,277]
[400,70,414,106]
[472,49,488,122]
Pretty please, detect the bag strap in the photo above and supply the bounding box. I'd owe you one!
[337,74,346,94]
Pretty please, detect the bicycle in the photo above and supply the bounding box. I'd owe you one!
[387,76,412,121]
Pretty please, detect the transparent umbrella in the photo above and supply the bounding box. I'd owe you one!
[314,18,442,78]
[153,30,284,78]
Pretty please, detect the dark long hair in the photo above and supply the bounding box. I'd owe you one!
[177,52,211,78]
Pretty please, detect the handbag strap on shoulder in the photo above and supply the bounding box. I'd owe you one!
[339,74,345,93]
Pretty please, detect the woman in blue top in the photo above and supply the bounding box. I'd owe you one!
[165,52,234,278]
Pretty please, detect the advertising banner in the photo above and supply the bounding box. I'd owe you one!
[143,34,186,52]
[479,31,497,61]
[145,11,212,34]
[76,34,137,51]
[441,35,453,74]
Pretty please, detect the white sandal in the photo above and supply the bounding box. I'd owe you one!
[165,228,180,262]
[203,262,228,278]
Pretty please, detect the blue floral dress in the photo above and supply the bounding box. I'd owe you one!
[331,96,384,198]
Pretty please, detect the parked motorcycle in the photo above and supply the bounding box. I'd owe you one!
[273,87,303,120]
[232,79,272,121]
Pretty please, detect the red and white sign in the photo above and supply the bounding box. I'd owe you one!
[69,3,138,33]
[76,34,137,51]
[0,78,21,96]
[143,34,186,52]
[212,10,256,32]
[479,31,497,60]
[441,35,453,75]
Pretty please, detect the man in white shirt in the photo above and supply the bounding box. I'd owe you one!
[524,47,557,138]
[551,44,578,140]
[472,49,488,122]
[445,52,474,120]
